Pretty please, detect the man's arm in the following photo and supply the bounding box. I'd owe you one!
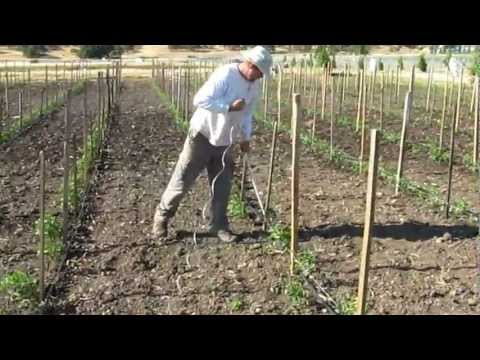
[193,70,230,113]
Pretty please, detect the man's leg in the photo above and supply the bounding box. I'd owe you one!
[153,130,210,238]
[206,146,236,241]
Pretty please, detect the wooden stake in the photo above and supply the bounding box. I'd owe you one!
[19,91,23,128]
[311,73,319,138]
[426,67,433,111]
[440,69,449,150]
[395,64,400,104]
[321,66,327,121]
[454,67,464,132]
[330,76,335,160]
[39,150,46,301]
[380,71,384,130]
[356,129,380,315]
[264,120,279,231]
[83,84,88,186]
[470,76,478,115]
[395,91,413,195]
[446,107,457,219]
[356,69,364,132]
[72,135,78,214]
[474,75,479,168]
[240,155,248,202]
[290,93,301,276]
[360,70,367,174]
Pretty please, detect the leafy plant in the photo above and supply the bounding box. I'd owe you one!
[267,223,290,251]
[337,295,357,315]
[34,213,64,261]
[0,271,38,306]
[228,297,244,312]
[283,276,308,306]
[228,192,248,219]
[295,250,316,277]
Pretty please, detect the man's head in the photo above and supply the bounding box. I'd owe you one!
[239,46,273,81]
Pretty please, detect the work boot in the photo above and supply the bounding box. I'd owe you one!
[216,229,238,243]
[152,212,168,241]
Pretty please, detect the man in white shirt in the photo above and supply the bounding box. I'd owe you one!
[152,46,273,243]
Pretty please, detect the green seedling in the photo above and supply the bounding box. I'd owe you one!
[0,271,38,307]
[283,276,308,306]
[34,213,64,262]
[228,192,248,219]
[267,223,290,251]
[228,297,244,312]
[295,249,316,277]
[337,295,357,315]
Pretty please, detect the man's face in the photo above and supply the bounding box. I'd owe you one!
[244,61,264,81]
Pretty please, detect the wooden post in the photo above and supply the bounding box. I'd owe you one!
[426,67,433,111]
[395,91,412,195]
[19,91,23,128]
[474,76,479,168]
[40,88,44,116]
[330,76,335,160]
[240,154,248,202]
[339,69,346,116]
[380,71,384,130]
[277,66,282,128]
[446,107,457,219]
[454,67,464,132]
[370,66,377,110]
[290,93,301,276]
[356,69,364,132]
[321,66,327,121]
[448,74,455,117]
[408,65,415,98]
[4,74,8,115]
[395,64,400,104]
[356,129,380,315]
[72,134,78,215]
[264,120,279,232]
[83,84,88,186]
[45,65,48,107]
[311,73,319,138]
[440,68,449,150]
[39,151,46,301]
[264,78,269,121]
[470,76,478,115]
[360,70,367,174]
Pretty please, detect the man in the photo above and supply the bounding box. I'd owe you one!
[152,46,273,243]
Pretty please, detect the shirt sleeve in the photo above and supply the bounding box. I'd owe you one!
[240,85,260,142]
[193,68,230,114]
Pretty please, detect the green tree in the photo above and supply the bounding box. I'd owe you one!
[17,45,47,58]
[418,54,428,72]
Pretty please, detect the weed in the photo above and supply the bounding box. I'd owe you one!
[337,295,357,315]
[295,250,316,277]
[228,192,248,219]
[283,276,308,306]
[0,271,38,307]
[228,297,244,312]
[34,213,64,262]
[267,223,290,251]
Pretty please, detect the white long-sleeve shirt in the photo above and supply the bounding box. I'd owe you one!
[190,63,260,147]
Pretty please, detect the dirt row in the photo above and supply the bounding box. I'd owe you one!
[42,79,480,315]
[0,80,98,313]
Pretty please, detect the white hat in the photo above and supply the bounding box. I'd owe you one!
[240,46,273,78]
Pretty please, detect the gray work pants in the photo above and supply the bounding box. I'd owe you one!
[156,128,234,231]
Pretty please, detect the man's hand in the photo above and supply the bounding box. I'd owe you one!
[229,98,246,112]
[240,141,250,153]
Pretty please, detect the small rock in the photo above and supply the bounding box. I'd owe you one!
[442,232,453,242]
[255,307,262,314]
[435,237,443,244]
[468,298,478,306]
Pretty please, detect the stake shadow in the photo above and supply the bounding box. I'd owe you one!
[300,221,479,242]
